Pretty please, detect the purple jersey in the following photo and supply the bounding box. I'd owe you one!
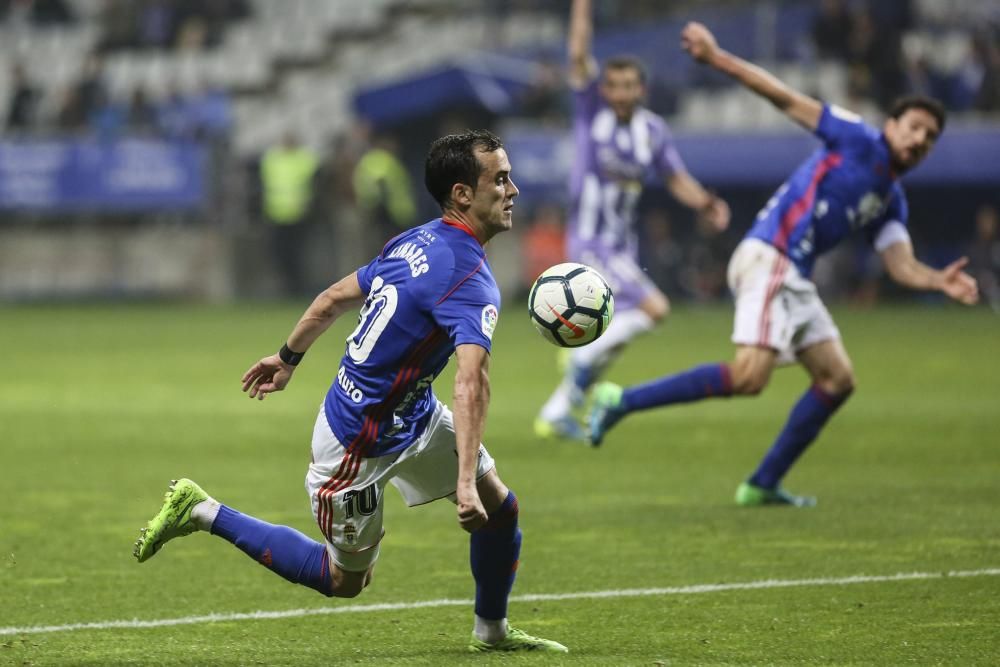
[324,218,500,458]
[747,104,909,278]
[568,79,686,256]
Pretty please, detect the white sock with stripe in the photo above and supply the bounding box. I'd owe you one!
[192,498,221,531]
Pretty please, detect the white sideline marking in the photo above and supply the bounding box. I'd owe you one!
[2,567,997,637]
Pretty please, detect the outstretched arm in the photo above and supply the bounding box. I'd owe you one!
[666,171,731,232]
[568,0,598,89]
[681,21,823,132]
[880,242,980,305]
[241,272,367,399]
[452,343,492,533]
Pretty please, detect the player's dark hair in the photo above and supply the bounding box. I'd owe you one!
[424,129,504,210]
[888,95,947,132]
[603,55,647,85]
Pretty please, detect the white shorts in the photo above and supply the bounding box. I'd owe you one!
[304,400,496,572]
[727,239,840,364]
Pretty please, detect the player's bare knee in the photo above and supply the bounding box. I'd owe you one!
[329,583,363,599]
[732,373,768,396]
[728,360,770,395]
[818,370,855,397]
[643,294,670,323]
[328,565,371,598]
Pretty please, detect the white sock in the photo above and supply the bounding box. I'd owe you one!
[539,310,657,422]
[191,498,221,531]
[474,615,508,644]
[539,377,578,421]
[540,310,656,422]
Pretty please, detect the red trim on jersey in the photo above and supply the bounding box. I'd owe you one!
[442,217,481,244]
[371,327,447,422]
[758,253,789,348]
[435,255,486,305]
[774,152,842,252]
[315,326,449,543]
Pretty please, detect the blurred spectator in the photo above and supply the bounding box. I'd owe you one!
[78,53,109,118]
[138,0,175,49]
[175,14,208,50]
[812,0,854,61]
[1,0,74,25]
[352,134,418,255]
[320,123,371,278]
[30,0,73,25]
[127,86,160,134]
[972,29,1000,112]
[687,217,729,302]
[57,52,110,132]
[172,0,249,50]
[5,63,40,131]
[520,204,566,293]
[96,0,250,52]
[188,83,233,139]
[157,82,194,138]
[516,60,568,123]
[98,0,140,51]
[847,8,908,111]
[260,132,319,296]
[640,208,686,298]
[969,204,1000,311]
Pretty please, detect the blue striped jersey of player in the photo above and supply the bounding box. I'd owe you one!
[169,129,567,652]
[587,22,979,507]
[536,0,732,442]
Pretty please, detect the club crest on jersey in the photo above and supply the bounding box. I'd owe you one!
[481,304,499,339]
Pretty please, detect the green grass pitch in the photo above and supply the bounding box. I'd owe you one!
[2,302,999,665]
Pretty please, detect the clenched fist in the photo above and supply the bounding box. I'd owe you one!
[681,22,719,64]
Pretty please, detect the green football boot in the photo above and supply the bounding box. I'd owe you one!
[468,627,569,653]
[735,481,817,508]
[133,478,209,563]
[588,382,626,447]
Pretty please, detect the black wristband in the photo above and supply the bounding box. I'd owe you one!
[279,343,305,366]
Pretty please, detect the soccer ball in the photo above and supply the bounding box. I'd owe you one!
[528,262,614,347]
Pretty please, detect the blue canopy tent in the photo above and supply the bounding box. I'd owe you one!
[354,53,543,125]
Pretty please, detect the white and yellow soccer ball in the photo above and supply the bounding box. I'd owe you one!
[528,262,614,348]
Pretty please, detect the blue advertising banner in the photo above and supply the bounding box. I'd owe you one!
[0,138,207,211]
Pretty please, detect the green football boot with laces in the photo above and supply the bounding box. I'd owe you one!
[735,481,817,508]
[588,382,627,447]
[133,478,208,563]
[468,627,569,653]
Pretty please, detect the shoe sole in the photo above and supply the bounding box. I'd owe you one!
[133,479,204,563]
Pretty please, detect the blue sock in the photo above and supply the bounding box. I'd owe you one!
[622,363,732,412]
[211,505,334,597]
[470,491,521,620]
[749,384,852,489]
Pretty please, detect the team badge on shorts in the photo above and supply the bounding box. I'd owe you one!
[344,523,357,545]
[481,304,499,339]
